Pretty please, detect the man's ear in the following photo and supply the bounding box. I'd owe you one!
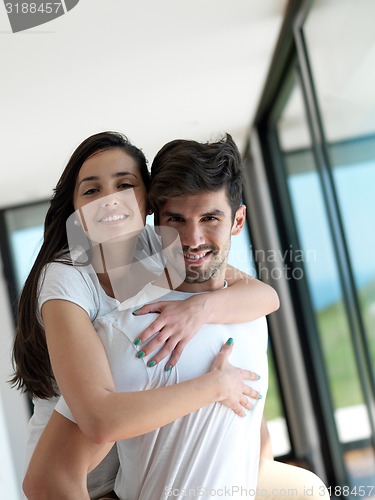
[231,205,246,236]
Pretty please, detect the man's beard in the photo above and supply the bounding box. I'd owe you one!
[184,244,230,284]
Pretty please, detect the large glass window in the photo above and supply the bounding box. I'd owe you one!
[303,0,375,490]
[0,203,48,500]
[303,0,375,390]
[2,202,48,296]
[276,69,375,493]
[329,141,375,376]
[263,0,375,491]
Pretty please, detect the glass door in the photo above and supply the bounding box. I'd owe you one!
[255,0,375,492]
[252,0,375,493]
[302,1,375,491]
[272,65,375,493]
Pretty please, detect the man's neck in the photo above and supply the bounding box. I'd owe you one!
[176,269,227,293]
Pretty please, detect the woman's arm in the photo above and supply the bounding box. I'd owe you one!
[133,265,279,366]
[223,264,280,321]
[23,412,113,500]
[42,299,258,444]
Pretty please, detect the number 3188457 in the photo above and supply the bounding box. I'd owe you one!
[5,3,62,14]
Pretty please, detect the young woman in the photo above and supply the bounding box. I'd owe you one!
[11,131,279,499]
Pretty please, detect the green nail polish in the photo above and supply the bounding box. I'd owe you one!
[165,365,172,372]
[257,375,261,380]
[148,360,156,367]
[132,308,141,315]
[137,351,145,358]
[258,394,263,400]
[226,338,234,345]
[134,338,141,346]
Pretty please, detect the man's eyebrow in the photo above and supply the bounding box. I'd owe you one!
[161,209,226,218]
[78,171,137,186]
[202,209,225,217]
[161,211,184,218]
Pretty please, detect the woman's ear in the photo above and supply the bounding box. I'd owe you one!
[231,205,246,236]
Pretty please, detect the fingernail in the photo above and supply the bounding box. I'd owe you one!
[147,360,156,367]
[132,308,141,315]
[137,351,145,358]
[165,365,172,372]
[258,394,263,399]
[226,338,234,345]
[257,375,261,380]
[134,338,141,345]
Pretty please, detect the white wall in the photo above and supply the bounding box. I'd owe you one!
[0,253,30,499]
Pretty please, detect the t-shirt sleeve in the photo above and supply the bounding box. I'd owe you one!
[54,395,77,423]
[37,262,99,326]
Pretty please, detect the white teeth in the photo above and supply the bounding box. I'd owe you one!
[184,252,207,260]
[100,214,126,222]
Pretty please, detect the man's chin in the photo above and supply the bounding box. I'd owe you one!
[184,271,212,284]
[184,277,209,284]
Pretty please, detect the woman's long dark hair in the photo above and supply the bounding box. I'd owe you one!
[10,131,149,399]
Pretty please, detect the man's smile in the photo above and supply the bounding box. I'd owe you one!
[183,250,213,265]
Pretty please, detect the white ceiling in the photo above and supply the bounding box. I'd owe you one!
[0,0,287,208]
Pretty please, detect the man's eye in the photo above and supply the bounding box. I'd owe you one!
[168,217,182,222]
[203,217,218,221]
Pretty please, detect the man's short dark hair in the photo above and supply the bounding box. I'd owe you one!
[149,134,243,219]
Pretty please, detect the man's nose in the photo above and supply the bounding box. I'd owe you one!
[180,223,204,249]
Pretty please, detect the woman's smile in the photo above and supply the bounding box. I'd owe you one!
[98,212,129,224]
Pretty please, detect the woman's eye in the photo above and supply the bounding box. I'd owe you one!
[83,188,98,196]
[119,183,134,190]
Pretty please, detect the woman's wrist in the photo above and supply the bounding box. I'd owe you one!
[201,370,225,403]
[207,363,234,403]
[189,293,212,323]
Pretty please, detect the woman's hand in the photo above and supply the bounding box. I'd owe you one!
[132,296,205,368]
[211,339,261,417]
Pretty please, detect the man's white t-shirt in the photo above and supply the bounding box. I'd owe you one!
[56,282,268,500]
